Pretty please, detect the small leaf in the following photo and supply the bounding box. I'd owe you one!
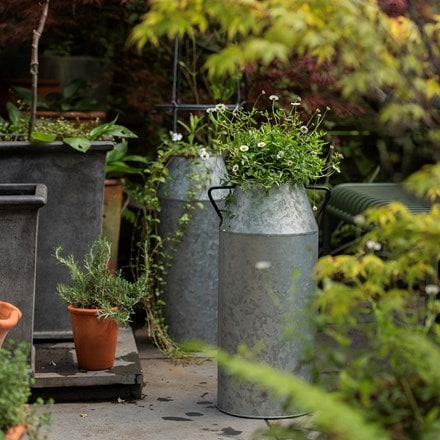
[90,120,138,140]
[6,102,24,126]
[63,137,91,153]
[31,131,57,143]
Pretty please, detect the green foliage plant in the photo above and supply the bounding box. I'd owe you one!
[105,140,149,179]
[12,78,101,113]
[0,341,51,440]
[309,167,440,439]
[208,93,342,191]
[0,104,138,153]
[54,238,147,325]
[0,342,30,434]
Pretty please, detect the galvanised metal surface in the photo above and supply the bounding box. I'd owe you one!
[0,183,47,360]
[0,142,111,338]
[159,155,228,344]
[216,184,318,418]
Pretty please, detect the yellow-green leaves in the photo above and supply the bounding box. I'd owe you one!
[129,0,440,139]
[405,163,440,202]
[215,349,390,440]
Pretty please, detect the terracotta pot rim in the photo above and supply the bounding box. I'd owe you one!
[4,422,26,440]
[36,110,106,119]
[67,304,118,316]
[104,178,123,186]
[0,302,23,328]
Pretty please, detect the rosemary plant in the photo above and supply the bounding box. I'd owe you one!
[54,238,146,325]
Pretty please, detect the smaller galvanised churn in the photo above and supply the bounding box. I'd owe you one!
[159,155,228,345]
[210,183,318,419]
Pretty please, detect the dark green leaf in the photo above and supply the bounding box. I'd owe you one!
[6,102,23,126]
[90,121,138,140]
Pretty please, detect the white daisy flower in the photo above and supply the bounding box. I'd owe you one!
[366,240,382,251]
[257,142,266,148]
[269,95,279,101]
[239,145,249,152]
[171,132,183,142]
[425,284,440,295]
[232,164,239,173]
[199,148,210,160]
[215,103,227,112]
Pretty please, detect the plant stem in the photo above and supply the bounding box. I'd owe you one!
[28,0,50,140]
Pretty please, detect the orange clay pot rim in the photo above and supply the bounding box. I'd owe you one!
[4,422,26,439]
[0,302,23,325]
[104,178,123,186]
[35,111,106,118]
[67,304,118,315]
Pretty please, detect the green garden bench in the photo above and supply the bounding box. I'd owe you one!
[322,182,433,255]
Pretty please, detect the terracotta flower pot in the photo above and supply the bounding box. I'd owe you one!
[4,423,26,440]
[0,302,22,348]
[102,179,128,272]
[68,305,119,371]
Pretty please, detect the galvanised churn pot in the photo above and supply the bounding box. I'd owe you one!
[209,183,318,419]
[159,155,228,345]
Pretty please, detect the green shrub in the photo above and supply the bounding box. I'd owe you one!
[0,341,51,439]
[0,342,31,433]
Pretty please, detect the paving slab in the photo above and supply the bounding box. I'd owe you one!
[32,327,143,401]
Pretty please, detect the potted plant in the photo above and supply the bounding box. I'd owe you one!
[209,163,440,439]
[0,341,51,440]
[134,112,228,346]
[0,1,140,340]
[103,140,148,272]
[54,237,146,371]
[9,78,106,128]
[0,107,137,339]
[206,94,343,417]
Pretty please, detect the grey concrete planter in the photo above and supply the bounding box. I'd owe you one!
[0,141,112,338]
[0,183,47,354]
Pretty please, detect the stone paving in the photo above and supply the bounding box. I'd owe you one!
[40,327,298,440]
